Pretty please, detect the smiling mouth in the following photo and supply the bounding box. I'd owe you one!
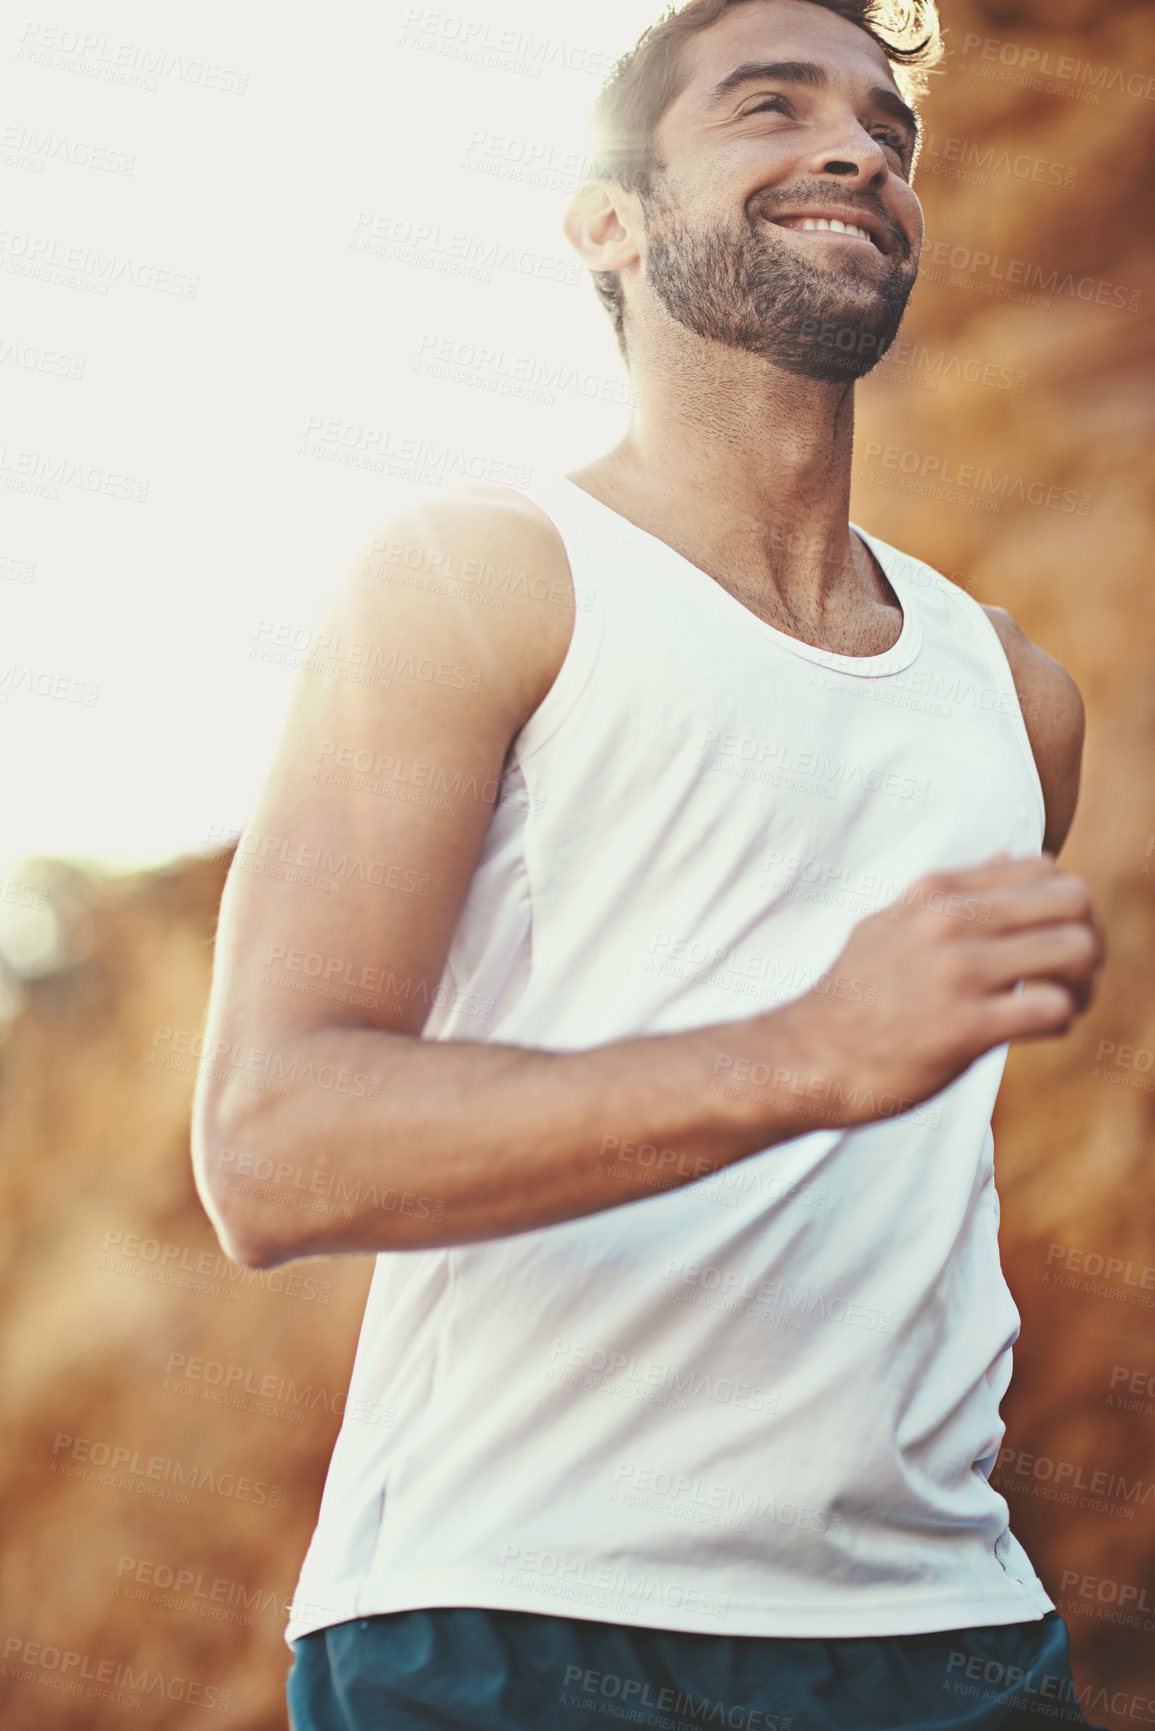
[767,214,887,253]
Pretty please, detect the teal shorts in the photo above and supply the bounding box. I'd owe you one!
[286,1605,1107,1730]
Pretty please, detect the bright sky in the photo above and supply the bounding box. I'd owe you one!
[1,0,666,900]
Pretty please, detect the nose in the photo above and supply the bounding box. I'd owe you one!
[806,119,889,191]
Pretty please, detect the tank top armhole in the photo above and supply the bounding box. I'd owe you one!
[507,483,604,767]
[941,580,1047,846]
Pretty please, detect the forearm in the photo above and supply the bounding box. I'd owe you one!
[193,1004,832,1264]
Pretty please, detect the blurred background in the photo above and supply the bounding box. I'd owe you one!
[1,0,1153,1724]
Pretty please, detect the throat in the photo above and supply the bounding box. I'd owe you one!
[716,536,905,657]
[719,579,904,656]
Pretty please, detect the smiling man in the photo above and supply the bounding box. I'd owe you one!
[193,3,1108,1728]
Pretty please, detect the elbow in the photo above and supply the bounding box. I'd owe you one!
[196,1163,296,1270]
[193,1151,280,1268]
[191,1084,296,1270]
[214,1216,280,1270]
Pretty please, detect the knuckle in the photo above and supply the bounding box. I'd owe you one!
[1065,924,1098,964]
[918,870,951,899]
[1062,877,1093,917]
[933,945,972,994]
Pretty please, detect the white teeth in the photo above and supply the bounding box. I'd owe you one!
[798,217,871,241]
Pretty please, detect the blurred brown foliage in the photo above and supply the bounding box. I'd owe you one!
[0,850,375,1729]
[1,0,1153,1725]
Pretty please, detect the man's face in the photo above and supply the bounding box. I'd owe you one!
[637,0,924,380]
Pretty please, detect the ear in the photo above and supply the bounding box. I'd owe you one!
[562,180,644,276]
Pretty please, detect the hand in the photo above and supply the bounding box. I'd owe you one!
[781,852,1104,1125]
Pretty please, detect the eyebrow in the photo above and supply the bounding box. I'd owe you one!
[702,58,920,149]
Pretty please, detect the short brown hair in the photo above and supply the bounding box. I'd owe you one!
[582,0,943,358]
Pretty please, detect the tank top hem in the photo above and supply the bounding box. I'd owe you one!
[285,1572,1055,1646]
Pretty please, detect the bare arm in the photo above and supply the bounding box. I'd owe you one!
[982,603,1085,856]
[192,493,1103,1267]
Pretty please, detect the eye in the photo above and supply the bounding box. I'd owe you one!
[744,95,791,116]
[870,125,908,155]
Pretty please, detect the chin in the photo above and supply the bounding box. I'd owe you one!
[777,346,895,383]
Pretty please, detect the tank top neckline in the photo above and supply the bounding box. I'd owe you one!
[552,473,923,679]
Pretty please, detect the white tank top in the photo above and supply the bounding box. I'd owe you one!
[285,473,1054,1644]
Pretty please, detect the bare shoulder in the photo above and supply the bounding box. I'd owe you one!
[981,604,1085,855]
[381,481,573,575]
[980,604,1084,737]
[334,482,576,737]
[355,481,573,603]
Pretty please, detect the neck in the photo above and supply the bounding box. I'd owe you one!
[573,332,864,616]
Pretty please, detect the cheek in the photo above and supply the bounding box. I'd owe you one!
[895,186,923,250]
